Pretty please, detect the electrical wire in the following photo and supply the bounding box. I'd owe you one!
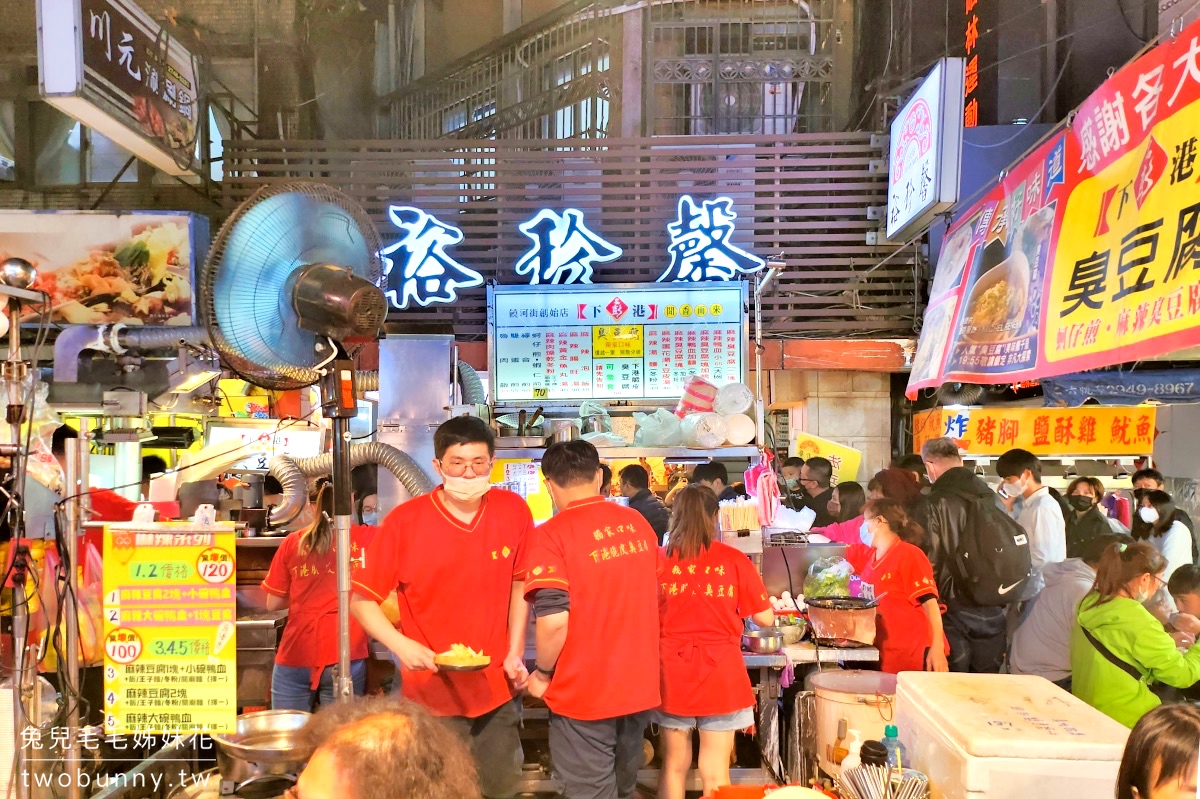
[1116,0,1149,44]
[964,45,1074,149]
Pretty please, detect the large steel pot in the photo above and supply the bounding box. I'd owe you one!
[211,709,313,785]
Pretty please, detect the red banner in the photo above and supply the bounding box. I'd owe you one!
[908,19,1200,398]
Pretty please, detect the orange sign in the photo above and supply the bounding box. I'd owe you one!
[913,406,1156,457]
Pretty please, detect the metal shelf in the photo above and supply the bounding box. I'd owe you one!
[493,445,760,460]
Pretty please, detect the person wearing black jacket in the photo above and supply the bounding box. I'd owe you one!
[619,464,671,543]
[920,437,1008,674]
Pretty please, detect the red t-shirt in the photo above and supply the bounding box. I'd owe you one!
[261,525,376,688]
[353,487,532,718]
[658,541,771,717]
[846,540,945,673]
[524,496,660,721]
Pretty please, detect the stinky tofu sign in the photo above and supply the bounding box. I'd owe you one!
[37,0,202,176]
[908,17,1200,398]
[489,283,746,402]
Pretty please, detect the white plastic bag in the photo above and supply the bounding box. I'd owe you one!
[680,412,728,448]
[581,431,628,448]
[633,409,683,446]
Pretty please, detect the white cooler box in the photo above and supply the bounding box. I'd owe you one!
[896,672,1129,799]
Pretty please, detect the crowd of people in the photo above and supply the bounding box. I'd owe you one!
[259,416,1200,797]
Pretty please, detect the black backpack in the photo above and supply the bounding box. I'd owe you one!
[955,493,1034,606]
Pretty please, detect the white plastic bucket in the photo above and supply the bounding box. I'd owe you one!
[806,669,897,778]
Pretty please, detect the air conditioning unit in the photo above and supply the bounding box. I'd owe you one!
[689,79,801,136]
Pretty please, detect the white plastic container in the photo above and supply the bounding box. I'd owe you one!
[896,672,1129,799]
[806,670,897,777]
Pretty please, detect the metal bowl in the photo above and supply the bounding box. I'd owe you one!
[741,628,784,654]
[211,709,313,782]
[774,615,807,645]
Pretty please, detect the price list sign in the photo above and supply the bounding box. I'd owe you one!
[490,284,746,401]
[102,522,238,734]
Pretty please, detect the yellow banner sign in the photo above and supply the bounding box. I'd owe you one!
[790,433,863,484]
[913,405,1156,457]
[103,522,238,735]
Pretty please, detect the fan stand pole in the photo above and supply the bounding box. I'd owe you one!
[331,413,355,704]
[321,354,359,705]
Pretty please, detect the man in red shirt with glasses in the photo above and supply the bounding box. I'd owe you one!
[351,416,533,799]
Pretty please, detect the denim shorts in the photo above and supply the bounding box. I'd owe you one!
[655,706,755,732]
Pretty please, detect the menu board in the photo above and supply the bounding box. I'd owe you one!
[103,522,238,734]
[490,284,746,401]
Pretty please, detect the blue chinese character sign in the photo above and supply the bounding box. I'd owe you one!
[656,196,766,282]
[380,205,484,309]
[514,208,623,285]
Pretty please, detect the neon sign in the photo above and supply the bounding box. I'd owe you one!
[514,208,622,285]
[656,195,765,282]
[380,205,484,309]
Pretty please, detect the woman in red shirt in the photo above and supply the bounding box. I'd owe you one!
[844,498,948,674]
[261,483,375,710]
[657,486,775,799]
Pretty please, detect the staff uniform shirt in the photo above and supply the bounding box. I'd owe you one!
[658,541,771,717]
[261,525,375,688]
[846,541,944,674]
[524,496,660,721]
[353,487,533,718]
[1016,487,1067,600]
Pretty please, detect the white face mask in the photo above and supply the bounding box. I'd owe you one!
[1138,506,1160,524]
[1003,478,1026,498]
[442,473,491,503]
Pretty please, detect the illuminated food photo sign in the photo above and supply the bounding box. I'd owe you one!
[37,0,204,176]
[0,210,207,326]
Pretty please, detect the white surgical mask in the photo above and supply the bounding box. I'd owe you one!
[442,474,491,503]
[859,520,874,547]
[1138,506,1160,524]
[1003,479,1026,497]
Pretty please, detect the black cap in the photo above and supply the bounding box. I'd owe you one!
[860,740,889,768]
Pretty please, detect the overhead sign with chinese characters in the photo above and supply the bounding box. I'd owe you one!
[381,205,484,308]
[907,18,1200,398]
[488,283,746,402]
[103,521,238,735]
[887,59,965,241]
[658,196,765,281]
[515,208,623,284]
[912,405,1157,457]
[37,0,203,176]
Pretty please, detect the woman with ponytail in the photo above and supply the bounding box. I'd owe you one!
[1072,541,1200,728]
[261,482,376,710]
[845,498,948,674]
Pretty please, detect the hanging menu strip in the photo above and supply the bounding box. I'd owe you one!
[492,284,745,401]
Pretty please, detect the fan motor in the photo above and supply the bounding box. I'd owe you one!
[291,263,387,340]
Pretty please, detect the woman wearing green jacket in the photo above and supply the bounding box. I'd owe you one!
[1071,541,1200,728]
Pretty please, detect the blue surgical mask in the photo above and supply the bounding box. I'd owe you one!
[785,478,800,490]
[859,519,873,547]
[361,511,379,526]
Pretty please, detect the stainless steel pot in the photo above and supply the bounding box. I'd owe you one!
[741,629,784,654]
[581,414,611,434]
[549,420,580,443]
[211,709,313,785]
